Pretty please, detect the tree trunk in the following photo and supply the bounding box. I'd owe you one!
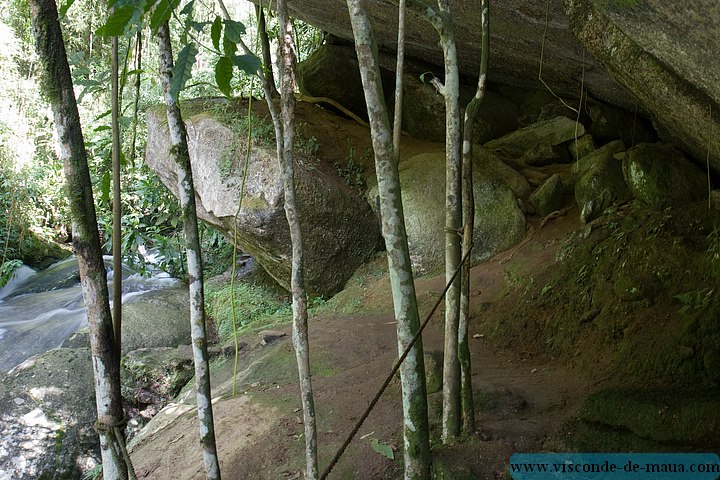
[276,1,320,477]
[346,0,432,477]
[256,5,279,97]
[459,0,489,434]
[435,0,463,444]
[157,21,221,480]
[29,0,128,477]
[111,35,123,357]
[392,0,407,154]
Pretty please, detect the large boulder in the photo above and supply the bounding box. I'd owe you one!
[270,0,636,111]
[623,143,707,209]
[485,116,586,166]
[575,149,631,223]
[529,174,566,216]
[121,288,192,355]
[566,0,720,173]
[367,151,526,274]
[145,102,381,296]
[401,74,520,144]
[0,348,99,480]
[268,0,720,176]
[296,43,394,120]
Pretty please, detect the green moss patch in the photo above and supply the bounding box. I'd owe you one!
[580,388,720,447]
[480,201,720,384]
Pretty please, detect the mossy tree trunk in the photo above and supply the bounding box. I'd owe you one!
[347,0,432,477]
[437,0,462,444]
[29,0,128,477]
[458,0,489,435]
[157,21,221,480]
[408,0,463,443]
[277,0,320,477]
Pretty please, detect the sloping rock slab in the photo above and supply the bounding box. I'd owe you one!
[0,348,98,480]
[146,102,381,296]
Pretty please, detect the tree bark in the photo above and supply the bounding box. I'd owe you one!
[458,0,489,435]
[29,0,128,477]
[277,0,319,477]
[392,0,407,154]
[256,5,279,97]
[111,34,123,357]
[432,0,463,444]
[346,0,432,477]
[157,21,221,480]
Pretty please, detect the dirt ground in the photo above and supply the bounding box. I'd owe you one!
[128,205,598,479]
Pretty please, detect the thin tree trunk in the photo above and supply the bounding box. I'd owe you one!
[392,0,407,154]
[157,21,221,480]
[346,0,431,477]
[129,32,143,166]
[459,0,489,434]
[256,5,279,97]
[111,35,123,357]
[29,0,128,477]
[435,0,463,444]
[277,1,319,477]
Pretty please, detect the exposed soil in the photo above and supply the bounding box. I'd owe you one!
[128,206,600,479]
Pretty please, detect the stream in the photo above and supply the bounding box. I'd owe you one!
[0,256,179,372]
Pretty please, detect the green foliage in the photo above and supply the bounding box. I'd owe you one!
[0,259,23,288]
[81,464,103,480]
[675,288,714,315]
[205,280,292,341]
[295,135,320,155]
[96,5,135,37]
[214,55,234,97]
[370,438,395,460]
[170,42,199,101]
[149,0,181,33]
[334,147,365,188]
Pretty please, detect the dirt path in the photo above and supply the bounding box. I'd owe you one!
[130,210,593,479]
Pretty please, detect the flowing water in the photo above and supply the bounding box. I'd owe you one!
[0,256,179,372]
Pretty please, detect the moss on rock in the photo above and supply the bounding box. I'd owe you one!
[623,143,707,209]
[580,388,720,447]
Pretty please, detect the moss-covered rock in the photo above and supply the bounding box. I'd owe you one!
[623,143,707,208]
[15,231,70,271]
[122,346,195,402]
[580,388,720,447]
[574,139,626,176]
[121,287,192,355]
[296,43,393,121]
[529,174,566,216]
[565,0,720,173]
[567,133,596,162]
[367,151,526,274]
[575,145,631,223]
[485,116,585,166]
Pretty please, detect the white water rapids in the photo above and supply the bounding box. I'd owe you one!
[0,256,179,372]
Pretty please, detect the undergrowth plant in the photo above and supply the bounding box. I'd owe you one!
[205,280,292,340]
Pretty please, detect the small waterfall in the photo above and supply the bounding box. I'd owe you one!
[0,256,179,371]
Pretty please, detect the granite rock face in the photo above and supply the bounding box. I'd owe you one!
[145,102,381,296]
